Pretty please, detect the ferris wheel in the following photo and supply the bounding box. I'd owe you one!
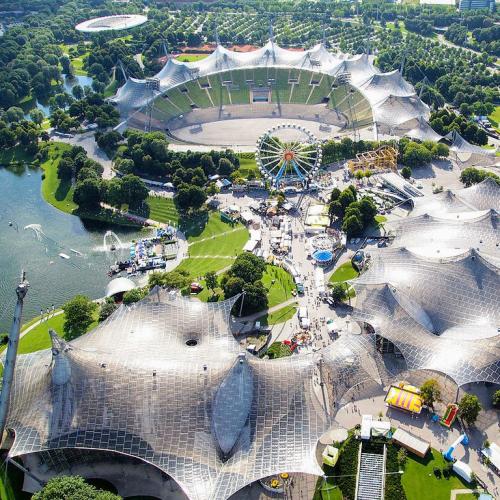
[255,123,322,188]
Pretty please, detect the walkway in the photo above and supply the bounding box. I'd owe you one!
[356,448,385,500]
[19,310,64,341]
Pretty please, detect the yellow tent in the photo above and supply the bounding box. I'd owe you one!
[385,385,423,414]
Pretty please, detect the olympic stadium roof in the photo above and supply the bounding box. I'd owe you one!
[5,289,384,500]
[411,177,500,216]
[112,41,430,135]
[351,248,500,386]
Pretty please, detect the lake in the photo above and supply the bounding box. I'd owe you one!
[0,165,145,332]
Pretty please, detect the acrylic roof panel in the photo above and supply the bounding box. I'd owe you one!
[372,95,430,130]
[386,211,499,259]
[351,248,500,386]
[6,289,383,500]
[411,178,500,216]
[404,116,444,143]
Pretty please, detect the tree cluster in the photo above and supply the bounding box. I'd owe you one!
[221,253,268,315]
[329,185,378,237]
[33,475,120,500]
[430,110,488,146]
[54,144,148,211]
[399,138,449,168]
[115,130,240,212]
[0,118,41,153]
[322,137,395,165]
[459,167,500,187]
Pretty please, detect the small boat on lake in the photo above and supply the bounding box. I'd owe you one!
[59,253,70,260]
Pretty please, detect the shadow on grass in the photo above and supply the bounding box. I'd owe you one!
[54,178,73,202]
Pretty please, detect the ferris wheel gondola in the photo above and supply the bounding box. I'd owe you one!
[255,123,322,189]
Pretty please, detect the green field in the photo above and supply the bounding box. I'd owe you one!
[262,265,296,308]
[188,227,249,257]
[329,261,359,283]
[402,449,472,500]
[40,142,77,214]
[146,196,180,224]
[236,154,260,179]
[259,304,298,326]
[489,106,500,133]
[176,53,208,62]
[175,212,249,277]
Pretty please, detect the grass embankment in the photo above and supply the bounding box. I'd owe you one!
[258,304,298,326]
[329,261,359,283]
[488,105,500,133]
[0,310,98,355]
[235,153,261,179]
[175,212,249,277]
[262,265,296,308]
[40,142,77,214]
[145,196,180,224]
[402,448,473,500]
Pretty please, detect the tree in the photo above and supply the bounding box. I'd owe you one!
[401,166,412,179]
[63,295,97,339]
[342,214,363,237]
[96,130,122,152]
[148,270,191,290]
[174,184,207,211]
[218,157,234,176]
[401,142,432,168]
[30,109,45,127]
[72,84,84,100]
[458,394,482,426]
[73,178,102,209]
[120,174,148,208]
[200,154,216,176]
[222,276,245,299]
[228,253,266,283]
[99,302,117,322]
[492,390,500,408]
[205,271,218,295]
[6,106,24,123]
[123,288,147,305]
[420,379,442,409]
[330,283,347,302]
[32,475,120,500]
[240,281,268,315]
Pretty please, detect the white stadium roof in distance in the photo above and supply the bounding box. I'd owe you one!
[75,14,147,33]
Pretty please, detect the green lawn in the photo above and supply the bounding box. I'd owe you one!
[375,214,387,224]
[329,261,359,283]
[175,212,249,278]
[175,257,235,277]
[40,142,77,214]
[402,448,473,500]
[488,105,500,132]
[261,265,296,308]
[258,304,298,326]
[146,196,180,224]
[236,154,261,179]
[176,53,208,62]
[188,227,249,257]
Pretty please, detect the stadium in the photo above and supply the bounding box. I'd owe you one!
[75,14,148,33]
[112,39,438,146]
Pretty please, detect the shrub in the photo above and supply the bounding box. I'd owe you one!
[492,390,500,408]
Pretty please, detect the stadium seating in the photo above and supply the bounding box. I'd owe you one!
[150,67,373,127]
